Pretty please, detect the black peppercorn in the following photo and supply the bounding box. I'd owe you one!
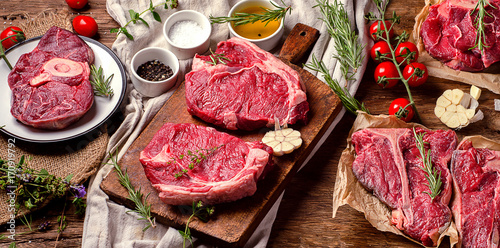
[136,60,174,81]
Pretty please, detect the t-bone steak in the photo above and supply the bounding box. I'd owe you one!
[8,26,95,130]
[351,127,457,246]
[451,140,500,248]
[421,0,500,71]
[185,37,309,131]
[139,123,274,205]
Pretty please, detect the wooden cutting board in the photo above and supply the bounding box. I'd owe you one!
[100,23,342,247]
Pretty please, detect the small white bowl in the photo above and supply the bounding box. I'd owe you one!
[163,10,212,60]
[130,47,179,97]
[228,0,284,51]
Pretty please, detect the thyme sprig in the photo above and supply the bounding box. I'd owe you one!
[0,155,86,213]
[110,0,178,40]
[205,49,231,66]
[305,55,369,115]
[412,128,442,200]
[314,0,365,81]
[365,0,422,122]
[171,145,224,178]
[178,201,215,248]
[90,65,114,98]
[109,154,156,231]
[471,0,496,53]
[209,0,291,26]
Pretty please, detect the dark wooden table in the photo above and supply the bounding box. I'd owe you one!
[2,0,500,247]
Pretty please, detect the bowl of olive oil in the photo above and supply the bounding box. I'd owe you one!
[228,0,284,51]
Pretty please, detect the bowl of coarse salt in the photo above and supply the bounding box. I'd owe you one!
[163,10,212,60]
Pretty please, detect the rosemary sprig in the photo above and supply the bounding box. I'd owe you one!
[305,55,369,115]
[209,0,291,26]
[314,0,365,82]
[179,201,215,248]
[110,0,178,40]
[171,145,224,178]
[412,128,442,200]
[90,65,114,98]
[471,0,495,53]
[205,49,231,66]
[109,154,156,231]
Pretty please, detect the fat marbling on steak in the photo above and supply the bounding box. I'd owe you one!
[8,26,94,130]
[421,0,500,71]
[451,140,500,248]
[185,37,309,131]
[352,127,457,246]
[139,123,274,205]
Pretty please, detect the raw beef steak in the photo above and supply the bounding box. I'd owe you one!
[421,0,500,71]
[8,26,94,130]
[451,140,500,248]
[139,123,274,205]
[185,37,309,131]
[352,127,457,246]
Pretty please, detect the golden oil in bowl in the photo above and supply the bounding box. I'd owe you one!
[231,6,281,39]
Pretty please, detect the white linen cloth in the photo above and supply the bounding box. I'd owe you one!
[82,0,375,247]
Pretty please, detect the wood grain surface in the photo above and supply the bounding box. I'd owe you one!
[2,0,500,247]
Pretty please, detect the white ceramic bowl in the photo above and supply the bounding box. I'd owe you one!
[130,47,179,97]
[228,0,284,51]
[163,10,212,60]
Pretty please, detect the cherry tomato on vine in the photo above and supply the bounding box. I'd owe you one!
[65,0,88,9]
[370,20,394,41]
[370,41,392,62]
[389,98,414,122]
[403,62,428,87]
[374,61,399,88]
[395,41,418,65]
[0,26,25,50]
[72,15,98,37]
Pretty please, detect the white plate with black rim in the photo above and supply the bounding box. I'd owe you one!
[0,36,127,143]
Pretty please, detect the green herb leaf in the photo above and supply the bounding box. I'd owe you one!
[152,11,161,22]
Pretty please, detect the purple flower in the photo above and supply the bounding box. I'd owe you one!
[70,184,86,198]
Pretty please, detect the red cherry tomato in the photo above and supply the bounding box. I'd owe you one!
[395,41,419,65]
[65,0,88,9]
[370,41,392,62]
[0,26,25,50]
[72,15,98,37]
[370,20,394,41]
[403,62,428,87]
[374,61,400,88]
[389,98,414,122]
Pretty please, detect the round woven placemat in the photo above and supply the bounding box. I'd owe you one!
[0,8,108,224]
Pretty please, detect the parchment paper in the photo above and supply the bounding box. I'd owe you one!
[332,112,459,248]
[410,0,500,94]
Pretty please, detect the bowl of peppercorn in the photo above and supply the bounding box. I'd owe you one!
[130,47,179,97]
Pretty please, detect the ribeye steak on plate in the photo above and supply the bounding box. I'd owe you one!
[185,37,309,131]
[139,123,274,205]
[8,26,95,130]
